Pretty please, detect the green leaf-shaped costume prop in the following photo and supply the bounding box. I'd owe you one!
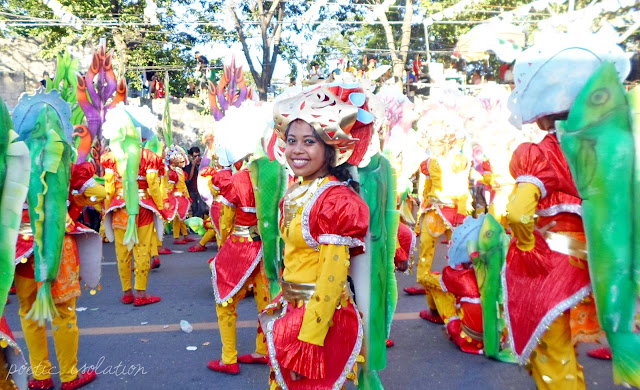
[103,106,142,251]
[47,51,84,126]
[353,153,399,390]
[249,149,286,299]
[557,62,640,388]
[0,98,30,318]
[185,217,207,236]
[24,107,73,324]
[472,214,516,363]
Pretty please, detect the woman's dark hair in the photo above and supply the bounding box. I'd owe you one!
[284,120,360,193]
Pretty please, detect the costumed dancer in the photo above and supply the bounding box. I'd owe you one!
[503,35,629,389]
[103,104,166,306]
[414,117,471,324]
[0,97,29,390]
[164,146,193,245]
[259,86,371,389]
[189,163,233,252]
[13,95,101,389]
[15,161,104,390]
[207,103,271,374]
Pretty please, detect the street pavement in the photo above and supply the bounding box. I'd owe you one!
[4,233,625,390]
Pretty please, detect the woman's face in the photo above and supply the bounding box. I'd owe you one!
[285,120,329,181]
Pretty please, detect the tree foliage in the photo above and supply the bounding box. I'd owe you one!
[0,0,200,97]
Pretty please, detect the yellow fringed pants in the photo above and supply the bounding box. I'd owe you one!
[529,313,586,390]
[114,223,154,291]
[14,275,79,382]
[173,218,188,239]
[215,266,269,364]
[416,209,457,321]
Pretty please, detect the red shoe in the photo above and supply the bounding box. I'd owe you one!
[134,295,161,306]
[420,308,444,324]
[28,378,54,390]
[445,320,483,355]
[403,286,426,295]
[61,370,97,390]
[189,244,207,252]
[587,347,612,360]
[184,237,196,242]
[121,294,134,304]
[207,360,240,374]
[386,339,395,348]
[173,239,187,245]
[237,354,268,364]
[158,247,172,255]
[151,258,161,269]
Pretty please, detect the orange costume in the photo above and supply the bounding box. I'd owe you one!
[14,162,104,387]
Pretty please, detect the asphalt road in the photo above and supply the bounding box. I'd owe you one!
[4,233,625,390]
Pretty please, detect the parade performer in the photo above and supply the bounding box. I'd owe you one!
[260,86,371,390]
[189,163,233,252]
[557,62,640,386]
[207,104,271,375]
[103,104,166,306]
[504,35,630,389]
[15,161,104,390]
[414,119,471,324]
[164,146,193,245]
[0,97,29,390]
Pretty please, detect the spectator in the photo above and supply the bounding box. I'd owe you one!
[195,51,210,89]
[186,82,197,97]
[141,72,150,98]
[288,77,296,87]
[40,71,50,88]
[184,146,204,217]
[309,62,321,80]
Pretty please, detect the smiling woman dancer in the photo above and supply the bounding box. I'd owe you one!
[260,86,372,390]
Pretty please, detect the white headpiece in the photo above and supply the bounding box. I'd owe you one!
[508,31,631,127]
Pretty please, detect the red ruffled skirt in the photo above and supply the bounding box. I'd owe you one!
[260,295,363,390]
[166,194,191,221]
[503,231,591,363]
[210,237,262,303]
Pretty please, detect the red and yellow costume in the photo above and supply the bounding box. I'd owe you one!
[260,177,369,390]
[197,167,233,247]
[0,316,26,390]
[165,164,192,241]
[505,133,595,389]
[395,222,416,268]
[14,162,105,384]
[210,168,269,364]
[416,152,471,322]
[104,149,165,293]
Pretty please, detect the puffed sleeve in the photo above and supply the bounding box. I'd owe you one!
[506,183,540,251]
[217,175,238,247]
[509,140,557,200]
[420,158,433,200]
[298,187,369,347]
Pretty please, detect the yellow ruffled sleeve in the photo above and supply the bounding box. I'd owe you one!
[103,170,115,209]
[146,171,165,210]
[506,182,540,251]
[298,244,350,346]
[73,183,106,210]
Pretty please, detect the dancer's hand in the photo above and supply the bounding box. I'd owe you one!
[396,260,409,272]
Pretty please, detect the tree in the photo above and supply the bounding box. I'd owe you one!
[0,0,200,97]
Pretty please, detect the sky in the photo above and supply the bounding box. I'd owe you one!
[171,2,326,82]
